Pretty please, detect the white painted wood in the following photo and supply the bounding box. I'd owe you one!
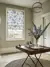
[42,12,50,54]
[0,47,20,54]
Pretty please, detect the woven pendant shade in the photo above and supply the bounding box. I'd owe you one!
[32,1,42,13]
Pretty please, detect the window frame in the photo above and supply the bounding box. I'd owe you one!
[6,8,25,41]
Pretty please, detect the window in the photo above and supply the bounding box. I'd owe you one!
[6,8,25,41]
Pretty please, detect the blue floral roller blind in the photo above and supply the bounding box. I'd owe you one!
[6,8,25,40]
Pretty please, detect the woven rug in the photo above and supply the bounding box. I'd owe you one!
[5,58,50,67]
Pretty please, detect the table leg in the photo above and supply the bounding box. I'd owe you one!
[22,54,36,67]
[28,55,36,65]
[35,54,41,67]
[35,54,44,67]
[22,55,29,67]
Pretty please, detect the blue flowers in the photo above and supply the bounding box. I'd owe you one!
[29,22,50,40]
[33,23,42,36]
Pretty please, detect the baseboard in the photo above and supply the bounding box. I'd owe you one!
[0,47,21,54]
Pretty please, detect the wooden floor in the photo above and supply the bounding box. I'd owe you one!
[0,52,50,67]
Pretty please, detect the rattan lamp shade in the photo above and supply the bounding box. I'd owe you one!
[32,2,42,13]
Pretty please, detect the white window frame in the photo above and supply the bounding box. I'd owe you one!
[6,8,25,41]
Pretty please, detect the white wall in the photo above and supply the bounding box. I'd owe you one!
[33,0,50,46]
[33,12,43,46]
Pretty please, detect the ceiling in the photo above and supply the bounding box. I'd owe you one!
[0,0,48,8]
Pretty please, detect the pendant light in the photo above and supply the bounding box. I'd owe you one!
[32,0,42,13]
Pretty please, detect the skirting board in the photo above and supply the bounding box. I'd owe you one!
[0,47,21,54]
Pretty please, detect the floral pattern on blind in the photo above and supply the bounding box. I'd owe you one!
[7,9,24,40]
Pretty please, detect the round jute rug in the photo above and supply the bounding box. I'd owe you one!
[5,58,50,67]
